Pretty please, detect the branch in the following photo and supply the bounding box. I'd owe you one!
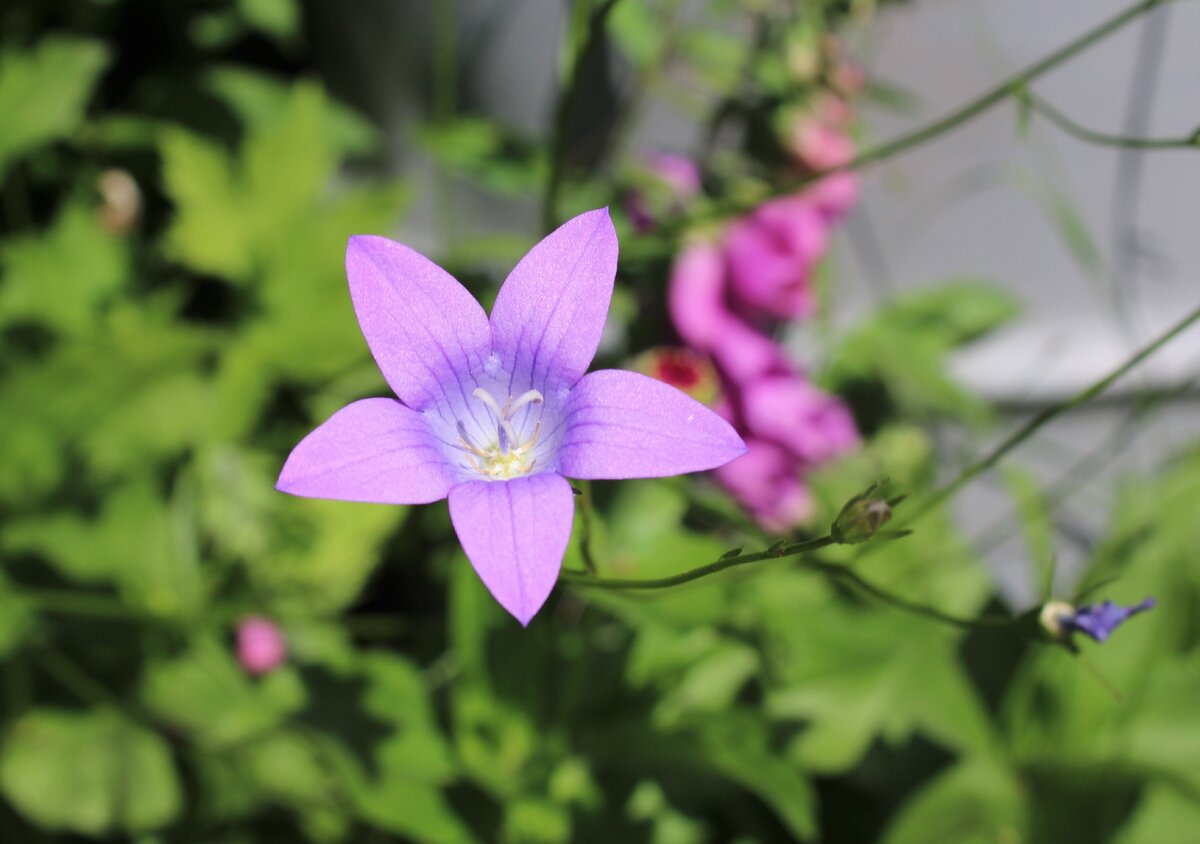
[1025,92,1200,150]
[811,561,1013,631]
[560,534,837,589]
[561,531,1017,633]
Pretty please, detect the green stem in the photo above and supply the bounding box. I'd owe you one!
[811,562,1012,630]
[560,533,1015,633]
[1027,92,1200,150]
[904,300,1200,527]
[577,480,598,574]
[561,535,837,589]
[686,0,1178,227]
[542,0,625,233]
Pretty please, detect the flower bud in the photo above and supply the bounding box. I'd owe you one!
[831,487,892,544]
[1038,600,1076,642]
[97,168,141,235]
[237,616,287,675]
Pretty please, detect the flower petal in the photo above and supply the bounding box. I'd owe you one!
[346,235,491,410]
[489,208,618,393]
[277,399,453,504]
[448,473,575,626]
[557,370,746,479]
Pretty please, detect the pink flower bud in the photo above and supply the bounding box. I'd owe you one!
[237,616,287,676]
[787,95,856,172]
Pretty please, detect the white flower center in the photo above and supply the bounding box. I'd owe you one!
[457,387,544,480]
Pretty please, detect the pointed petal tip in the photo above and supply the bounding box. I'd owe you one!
[448,475,573,629]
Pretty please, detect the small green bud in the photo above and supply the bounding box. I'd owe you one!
[831,484,894,544]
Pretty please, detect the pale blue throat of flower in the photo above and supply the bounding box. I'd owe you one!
[456,386,546,479]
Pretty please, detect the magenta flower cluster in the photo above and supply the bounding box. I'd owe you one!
[668,169,861,530]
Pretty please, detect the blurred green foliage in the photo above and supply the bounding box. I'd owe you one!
[0,0,1197,842]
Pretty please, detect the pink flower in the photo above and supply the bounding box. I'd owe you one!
[739,375,860,463]
[667,239,791,381]
[714,439,814,532]
[237,617,287,676]
[804,173,859,223]
[787,95,856,172]
[724,195,830,321]
[667,238,728,350]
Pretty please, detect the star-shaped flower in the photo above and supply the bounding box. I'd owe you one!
[276,208,746,624]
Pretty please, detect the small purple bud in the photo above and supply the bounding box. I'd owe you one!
[1065,598,1156,643]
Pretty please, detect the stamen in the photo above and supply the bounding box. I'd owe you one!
[509,389,544,414]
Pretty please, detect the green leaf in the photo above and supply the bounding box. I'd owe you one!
[237,0,301,42]
[1038,186,1103,277]
[881,761,1025,844]
[0,708,181,835]
[695,711,816,840]
[141,638,306,748]
[162,82,344,282]
[0,37,110,176]
[826,280,1020,421]
[248,497,403,613]
[767,606,994,774]
[1115,784,1200,844]
[335,653,473,843]
[204,66,377,155]
[1,477,204,618]
[0,201,128,334]
[609,1,667,71]
[417,117,547,196]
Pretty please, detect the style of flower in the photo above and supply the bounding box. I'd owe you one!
[276,208,746,624]
[237,616,287,675]
[1039,597,1156,644]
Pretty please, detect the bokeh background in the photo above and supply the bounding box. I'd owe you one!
[1,0,1199,842]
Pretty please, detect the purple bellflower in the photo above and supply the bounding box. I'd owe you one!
[276,208,746,625]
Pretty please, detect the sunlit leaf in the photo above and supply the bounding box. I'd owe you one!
[0,37,110,176]
[0,708,181,835]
